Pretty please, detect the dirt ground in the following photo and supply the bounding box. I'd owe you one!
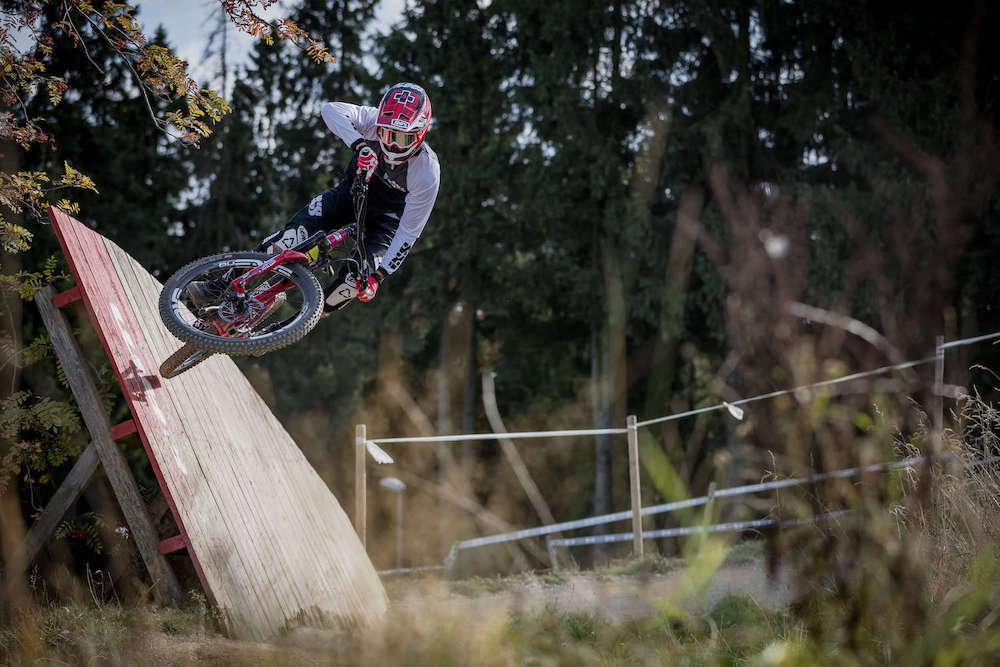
[137,559,791,666]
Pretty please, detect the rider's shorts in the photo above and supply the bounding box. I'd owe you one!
[267,176,400,311]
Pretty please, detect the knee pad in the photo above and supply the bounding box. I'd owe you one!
[323,273,358,312]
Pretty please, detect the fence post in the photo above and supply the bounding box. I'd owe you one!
[627,415,643,557]
[703,482,717,532]
[355,424,367,548]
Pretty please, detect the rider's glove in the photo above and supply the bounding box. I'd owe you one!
[356,274,381,302]
[355,145,378,182]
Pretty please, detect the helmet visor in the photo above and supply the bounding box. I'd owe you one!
[377,126,418,152]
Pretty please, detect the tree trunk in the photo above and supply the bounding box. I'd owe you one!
[0,139,27,606]
[590,329,607,563]
[642,187,704,553]
[436,305,455,532]
[1,138,22,406]
[461,306,478,497]
[593,239,627,564]
[593,331,612,538]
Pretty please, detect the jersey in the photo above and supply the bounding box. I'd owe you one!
[321,101,441,275]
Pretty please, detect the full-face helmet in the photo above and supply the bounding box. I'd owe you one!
[375,82,432,165]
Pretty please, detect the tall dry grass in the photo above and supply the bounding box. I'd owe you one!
[898,391,1000,602]
[2,393,999,664]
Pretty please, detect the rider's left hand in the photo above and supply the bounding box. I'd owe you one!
[356,274,381,302]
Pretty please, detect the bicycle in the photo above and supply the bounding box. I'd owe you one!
[157,178,372,378]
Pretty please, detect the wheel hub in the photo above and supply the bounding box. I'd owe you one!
[217,298,266,326]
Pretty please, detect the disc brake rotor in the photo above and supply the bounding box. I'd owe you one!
[217,298,267,326]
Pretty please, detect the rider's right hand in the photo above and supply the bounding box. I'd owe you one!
[356,274,380,302]
[356,145,378,182]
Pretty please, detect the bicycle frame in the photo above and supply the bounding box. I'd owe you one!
[201,178,370,338]
[229,177,370,297]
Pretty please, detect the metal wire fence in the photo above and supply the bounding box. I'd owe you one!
[356,330,1000,573]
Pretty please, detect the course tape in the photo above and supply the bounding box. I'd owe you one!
[368,329,998,446]
[938,331,1000,350]
[372,427,627,445]
[635,356,939,429]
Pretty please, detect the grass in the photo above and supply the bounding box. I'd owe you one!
[537,571,567,585]
[725,539,766,563]
[447,569,565,596]
[0,585,228,666]
[591,540,766,576]
[5,397,1000,665]
[447,574,516,596]
[2,571,795,666]
[710,593,780,630]
[599,552,677,575]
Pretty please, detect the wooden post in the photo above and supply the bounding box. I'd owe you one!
[355,423,367,548]
[626,415,643,557]
[4,421,152,602]
[35,286,181,603]
[13,444,99,573]
[934,335,945,441]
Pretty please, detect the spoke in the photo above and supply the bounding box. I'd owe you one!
[174,259,307,344]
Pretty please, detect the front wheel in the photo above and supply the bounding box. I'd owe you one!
[158,251,324,356]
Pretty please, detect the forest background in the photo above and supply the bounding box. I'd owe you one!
[2,0,999,579]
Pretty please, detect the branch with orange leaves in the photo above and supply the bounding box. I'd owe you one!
[219,0,336,64]
[0,0,334,237]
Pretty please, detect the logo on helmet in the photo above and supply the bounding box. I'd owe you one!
[392,90,417,105]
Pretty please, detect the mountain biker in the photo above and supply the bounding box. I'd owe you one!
[188,82,440,313]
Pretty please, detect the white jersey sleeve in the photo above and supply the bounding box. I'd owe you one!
[382,146,441,275]
[321,101,440,276]
[321,102,378,148]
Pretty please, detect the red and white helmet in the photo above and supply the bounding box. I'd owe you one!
[375,82,432,165]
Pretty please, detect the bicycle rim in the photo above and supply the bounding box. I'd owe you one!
[159,252,324,356]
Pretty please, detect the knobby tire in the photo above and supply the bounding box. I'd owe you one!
[158,251,324,356]
[159,344,213,379]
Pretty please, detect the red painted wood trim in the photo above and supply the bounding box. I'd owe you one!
[158,534,187,554]
[51,286,82,308]
[47,206,211,603]
[109,419,137,441]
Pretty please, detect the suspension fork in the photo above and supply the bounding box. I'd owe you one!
[351,177,371,278]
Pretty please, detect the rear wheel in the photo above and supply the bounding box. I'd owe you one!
[160,344,213,379]
[158,252,324,356]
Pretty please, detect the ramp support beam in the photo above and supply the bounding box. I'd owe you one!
[109,419,137,440]
[7,420,156,599]
[158,534,187,554]
[35,286,182,603]
[51,286,81,307]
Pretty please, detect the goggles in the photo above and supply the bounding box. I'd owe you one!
[377,126,418,151]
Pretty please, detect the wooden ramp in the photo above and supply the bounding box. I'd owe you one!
[48,207,387,640]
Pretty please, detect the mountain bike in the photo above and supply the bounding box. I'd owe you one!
[157,179,372,378]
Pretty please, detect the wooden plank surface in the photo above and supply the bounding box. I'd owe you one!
[48,207,386,640]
